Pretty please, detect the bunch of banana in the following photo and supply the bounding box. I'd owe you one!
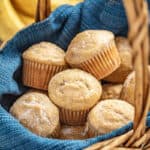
[0,0,83,41]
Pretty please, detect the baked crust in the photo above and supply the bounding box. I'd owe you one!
[65,30,115,65]
[101,84,122,100]
[48,69,102,110]
[23,42,66,65]
[10,90,60,137]
[87,99,134,137]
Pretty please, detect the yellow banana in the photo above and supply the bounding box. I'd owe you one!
[12,0,83,17]
[12,0,37,17]
[0,0,25,40]
[0,0,83,41]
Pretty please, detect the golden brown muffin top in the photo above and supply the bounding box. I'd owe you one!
[10,91,59,137]
[65,30,115,65]
[101,84,122,100]
[48,69,102,110]
[60,125,88,140]
[87,99,134,135]
[23,42,66,65]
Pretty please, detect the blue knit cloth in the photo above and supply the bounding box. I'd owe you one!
[0,0,150,149]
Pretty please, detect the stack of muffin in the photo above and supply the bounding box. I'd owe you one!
[10,30,140,139]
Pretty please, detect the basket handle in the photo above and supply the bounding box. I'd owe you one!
[123,0,150,146]
[35,0,51,22]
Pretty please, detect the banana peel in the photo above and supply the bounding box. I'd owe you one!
[12,0,83,17]
[0,0,83,41]
[0,0,25,41]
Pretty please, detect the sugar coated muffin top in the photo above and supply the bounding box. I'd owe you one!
[23,42,66,65]
[48,69,102,110]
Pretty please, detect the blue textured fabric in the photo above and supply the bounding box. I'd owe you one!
[0,0,150,149]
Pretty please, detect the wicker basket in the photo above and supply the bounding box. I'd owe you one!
[3,0,149,149]
[36,0,150,149]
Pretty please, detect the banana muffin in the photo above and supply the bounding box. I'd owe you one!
[120,65,150,105]
[101,84,122,100]
[65,30,121,80]
[87,99,134,137]
[48,69,102,125]
[60,125,88,140]
[10,90,60,138]
[22,42,67,90]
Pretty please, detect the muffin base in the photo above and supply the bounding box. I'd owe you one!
[78,41,121,80]
[60,107,90,126]
[23,59,66,90]
[104,65,132,83]
[60,125,88,140]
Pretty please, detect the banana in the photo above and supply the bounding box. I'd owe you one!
[12,0,37,17]
[12,0,83,17]
[17,12,34,25]
[52,0,83,11]
[0,0,25,41]
[0,0,83,41]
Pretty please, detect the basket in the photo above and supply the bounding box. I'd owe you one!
[0,0,150,149]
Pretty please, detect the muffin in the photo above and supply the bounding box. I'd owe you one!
[120,72,135,105]
[86,99,134,137]
[104,37,133,83]
[10,91,60,138]
[60,125,88,140]
[120,66,150,105]
[65,30,121,80]
[22,42,67,90]
[101,84,122,100]
[48,69,102,125]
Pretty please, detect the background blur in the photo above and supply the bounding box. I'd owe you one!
[0,0,83,43]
